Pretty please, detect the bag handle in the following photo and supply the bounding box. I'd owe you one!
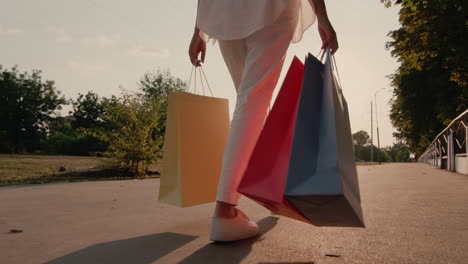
[316,49,326,62]
[186,65,215,97]
[320,47,344,89]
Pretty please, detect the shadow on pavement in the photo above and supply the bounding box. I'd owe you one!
[44,232,198,264]
[178,216,279,264]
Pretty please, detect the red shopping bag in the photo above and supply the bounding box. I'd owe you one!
[238,57,312,224]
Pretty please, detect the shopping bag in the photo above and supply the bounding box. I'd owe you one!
[238,57,312,224]
[285,50,365,227]
[158,68,230,207]
[239,49,365,227]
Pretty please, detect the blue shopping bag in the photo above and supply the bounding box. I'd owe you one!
[285,49,365,227]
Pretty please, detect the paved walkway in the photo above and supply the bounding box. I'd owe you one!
[1,163,468,264]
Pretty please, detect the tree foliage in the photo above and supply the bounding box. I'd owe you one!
[41,117,108,156]
[70,91,105,130]
[139,69,186,102]
[93,70,186,175]
[53,91,110,156]
[96,93,163,175]
[353,130,371,147]
[139,69,186,152]
[381,0,468,156]
[0,64,187,175]
[384,141,411,162]
[352,130,411,162]
[353,130,371,161]
[0,66,66,153]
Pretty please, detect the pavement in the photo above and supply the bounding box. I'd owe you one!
[1,163,468,264]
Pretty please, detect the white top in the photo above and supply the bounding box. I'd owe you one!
[196,0,316,44]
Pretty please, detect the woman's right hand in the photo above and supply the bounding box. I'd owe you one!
[188,28,206,67]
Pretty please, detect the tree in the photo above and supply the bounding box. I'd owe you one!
[56,91,110,156]
[353,130,370,147]
[353,130,371,161]
[93,70,186,174]
[384,141,411,162]
[70,91,105,130]
[139,69,186,158]
[380,0,468,157]
[96,93,163,175]
[0,66,66,153]
[352,130,392,162]
[41,116,108,156]
[139,69,187,101]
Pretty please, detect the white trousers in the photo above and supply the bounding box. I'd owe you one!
[216,3,299,205]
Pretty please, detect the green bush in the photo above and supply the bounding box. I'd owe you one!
[95,93,163,176]
[41,122,108,156]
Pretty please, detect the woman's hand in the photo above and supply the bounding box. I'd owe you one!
[318,18,338,54]
[188,28,206,67]
[310,0,338,54]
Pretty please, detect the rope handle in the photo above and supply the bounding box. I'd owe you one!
[186,65,215,98]
[316,49,326,62]
[329,49,344,90]
[318,47,344,90]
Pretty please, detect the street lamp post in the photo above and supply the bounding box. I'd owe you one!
[374,88,386,164]
[370,101,373,162]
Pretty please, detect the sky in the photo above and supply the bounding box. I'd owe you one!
[0,0,401,148]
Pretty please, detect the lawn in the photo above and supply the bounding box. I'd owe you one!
[0,154,160,186]
[0,154,383,186]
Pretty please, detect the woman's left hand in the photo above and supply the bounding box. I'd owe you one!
[189,28,206,67]
[317,18,338,54]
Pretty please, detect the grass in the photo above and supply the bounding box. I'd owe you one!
[0,154,384,187]
[0,154,160,186]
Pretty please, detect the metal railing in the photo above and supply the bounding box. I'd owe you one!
[418,109,468,173]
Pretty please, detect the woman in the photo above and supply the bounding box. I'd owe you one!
[188,0,338,242]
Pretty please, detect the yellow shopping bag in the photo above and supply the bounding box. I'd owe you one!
[158,67,230,207]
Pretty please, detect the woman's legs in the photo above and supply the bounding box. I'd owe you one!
[215,3,299,210]
[214,39,248,218]
[218,38,247,93]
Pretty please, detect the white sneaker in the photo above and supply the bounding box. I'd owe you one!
[210,208,260,242]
